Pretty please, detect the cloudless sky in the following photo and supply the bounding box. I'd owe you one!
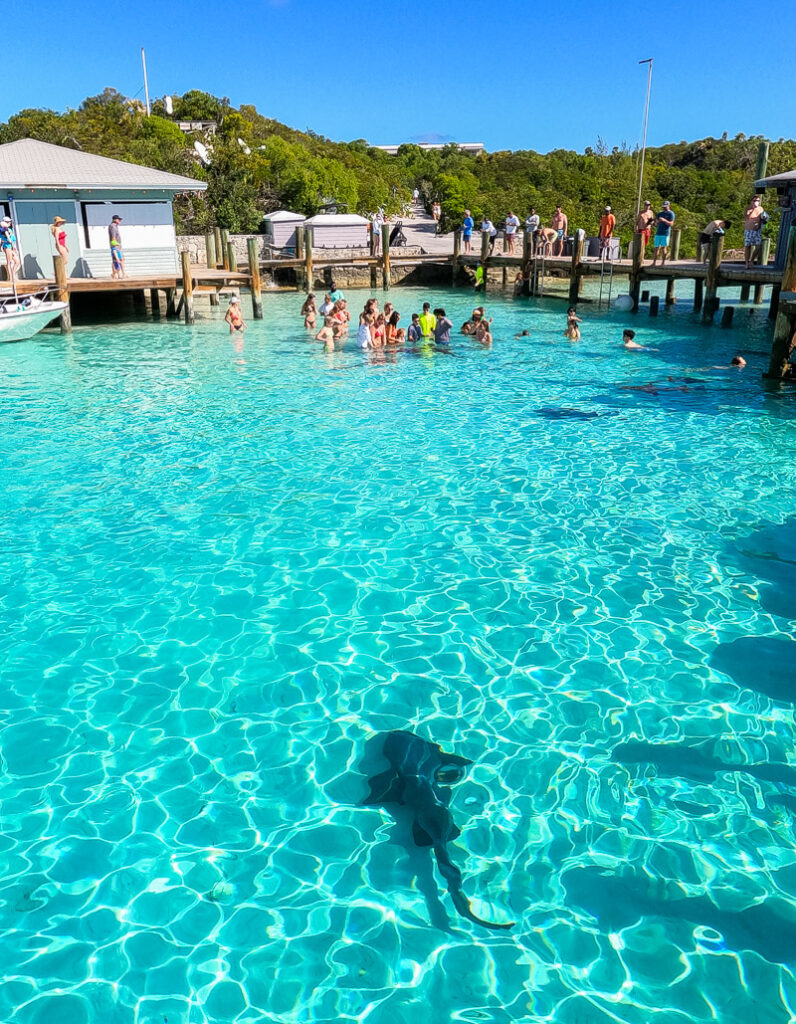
[3,0,789,153]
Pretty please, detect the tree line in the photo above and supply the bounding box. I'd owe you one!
[2,88,792,252]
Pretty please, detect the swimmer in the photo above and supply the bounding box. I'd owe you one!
[622,328,658,352]
[386,311,406,344]
[475,319,492,347]
[225,296,246,334]
[301,293,317,329]
[514,329,531,338]
[564,306,582,341]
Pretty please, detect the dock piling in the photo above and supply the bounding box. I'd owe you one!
[740,284,750,302]
[649,295,659,317]
[670,228,681,262]
[150,288,161,318]
[165,288,177,317]
[480,231,490,290]
[381,224,391,289]
[220,229,230,271]
[703,233,724,322]
[213,227,223,268]
[227,241,237,273]
[721,306,734,328]
[295,227,304,289]
[180,251,194,325]
[665,278,676,305]
[569,229,584,305]
[693,279,703,312]
[247,238,263,319]
[630,235,643,311]
[52,254,72,334]
[766,226,796,377]
[304,227,313,291]
[452,230,461,286]
[754,238,771,304]
[205,232,217,271]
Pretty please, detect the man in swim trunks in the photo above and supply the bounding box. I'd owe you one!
[535,226,558,257]
[650,201,675,267]
[550,205,567,257]
[462,210,474,254]
[225,296,246,333]
[0,216,21,279]
[744,196,767,269]
[109,215,125,279]
[634,200,655,264]
[505,211,520,255]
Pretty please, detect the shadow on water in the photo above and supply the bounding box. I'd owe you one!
[563,866,796,965]
[611,740,796,786]
[727,516,796,621]
[710,635,796,703]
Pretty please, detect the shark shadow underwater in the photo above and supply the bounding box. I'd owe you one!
[361,730,514,931]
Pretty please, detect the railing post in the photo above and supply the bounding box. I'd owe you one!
[568,228,584,305]
[304,226,313,291]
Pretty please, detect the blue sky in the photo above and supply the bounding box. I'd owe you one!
[3,0,788,152]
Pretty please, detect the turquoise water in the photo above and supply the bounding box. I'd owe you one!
[1,288,795,1024]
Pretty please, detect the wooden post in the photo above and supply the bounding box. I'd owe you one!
[641,289,650,302]
[756,141,770,182]
[704,296,720,321]
[227,241,237,272]
[703,233,724,322]
[381,221,391,289]
[220,229,230,270]
[630,231,643,312]
[205,231,216,270]
[670,228,681,262]
[693,278,703,312]
[721,306,734,328]
[501,265,507,289]
[132,290,146,312]
[769,284,781,320]
[181,250,194,325]
[766,225,796,376]
[452,229,461,286]
[295,226,304,289]
[370,263,378,289]
[649,295,659,316]
[740,283,750,302]
[754,237,772,304]
[213,227,223,268]
[665,278,676,305]
[247,237,263,320]
[165,288,177,317]
[569,229,584,305]
[52,254,72,334]
[150,288,161,318]
[304,226,313,290]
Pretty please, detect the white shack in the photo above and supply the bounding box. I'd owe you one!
[262,210,306,251]
[304,213,369,249]
[0,138,206,279]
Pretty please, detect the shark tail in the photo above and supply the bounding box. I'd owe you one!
[434,844,515,931]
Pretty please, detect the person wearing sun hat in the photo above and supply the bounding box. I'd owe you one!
[51,215,69,263]
[0,214,21,279]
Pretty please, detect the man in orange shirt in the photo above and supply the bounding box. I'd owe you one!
[598,206,616,259]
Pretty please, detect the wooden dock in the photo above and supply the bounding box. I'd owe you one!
[3,222,795,378]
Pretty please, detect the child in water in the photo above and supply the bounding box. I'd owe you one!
[225,296,246,334]
[301,293,317,329]
[564,307,582,341]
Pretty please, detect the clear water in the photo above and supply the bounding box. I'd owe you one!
[1,287,795,1024]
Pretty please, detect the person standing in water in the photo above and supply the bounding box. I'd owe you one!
[433,308,453,345]
[301,293,317,329]
[564,307,582,341]
[419,302,437,338]
[225,296,246,334]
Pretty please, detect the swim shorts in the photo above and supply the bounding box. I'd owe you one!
[653,234,669,248]
[111,247,123,269]
[638,229,651,245]
[744,229,762,247]
[556,229,564,240]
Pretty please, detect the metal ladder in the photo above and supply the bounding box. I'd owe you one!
[597,245,616,308]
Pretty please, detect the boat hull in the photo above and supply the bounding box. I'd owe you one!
[0,302,69,342]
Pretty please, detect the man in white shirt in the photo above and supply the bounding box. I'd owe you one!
[505,211,520,255]
[481,218,497,255]
[525,208,540,255]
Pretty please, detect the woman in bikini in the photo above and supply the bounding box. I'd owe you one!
[301,293,317,329]
[564,307,582,341]
[385,311,406,345]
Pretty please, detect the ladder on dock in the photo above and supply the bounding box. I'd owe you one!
[597,248,615,308]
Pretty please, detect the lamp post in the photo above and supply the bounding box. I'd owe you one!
[636,58,653,218]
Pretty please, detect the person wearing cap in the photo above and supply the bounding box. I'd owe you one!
[225,295,246,333]
[0,215,21,279]
[634,201,655,263]
[504,210,520,255]
[651,201,675,267]
[108,214,125,279]
[598,206,616,259]
[51,215,69,263]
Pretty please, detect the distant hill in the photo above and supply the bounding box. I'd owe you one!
[2,88,793,251]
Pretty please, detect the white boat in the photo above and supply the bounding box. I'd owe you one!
[0,294,68,342]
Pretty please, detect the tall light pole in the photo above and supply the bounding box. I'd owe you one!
[636,58,653,217]
[141,48,151,116]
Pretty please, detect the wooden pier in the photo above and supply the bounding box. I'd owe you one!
[4,222,795,379]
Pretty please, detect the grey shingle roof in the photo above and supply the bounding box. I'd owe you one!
[0,138,207,191]
[755,170,796,188]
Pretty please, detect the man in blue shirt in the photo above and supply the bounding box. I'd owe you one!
[462,210,474,254]
[651,201,675,266]
[329,281,344,303]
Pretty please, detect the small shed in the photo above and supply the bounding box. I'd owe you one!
[304,213,369,249]
[755,169,796,272]
[0,138,206,279]
[262,210,306,251]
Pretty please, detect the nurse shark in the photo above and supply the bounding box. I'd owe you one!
[362,730,514,931]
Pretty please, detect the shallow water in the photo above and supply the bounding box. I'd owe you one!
[1,288,795,1024]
